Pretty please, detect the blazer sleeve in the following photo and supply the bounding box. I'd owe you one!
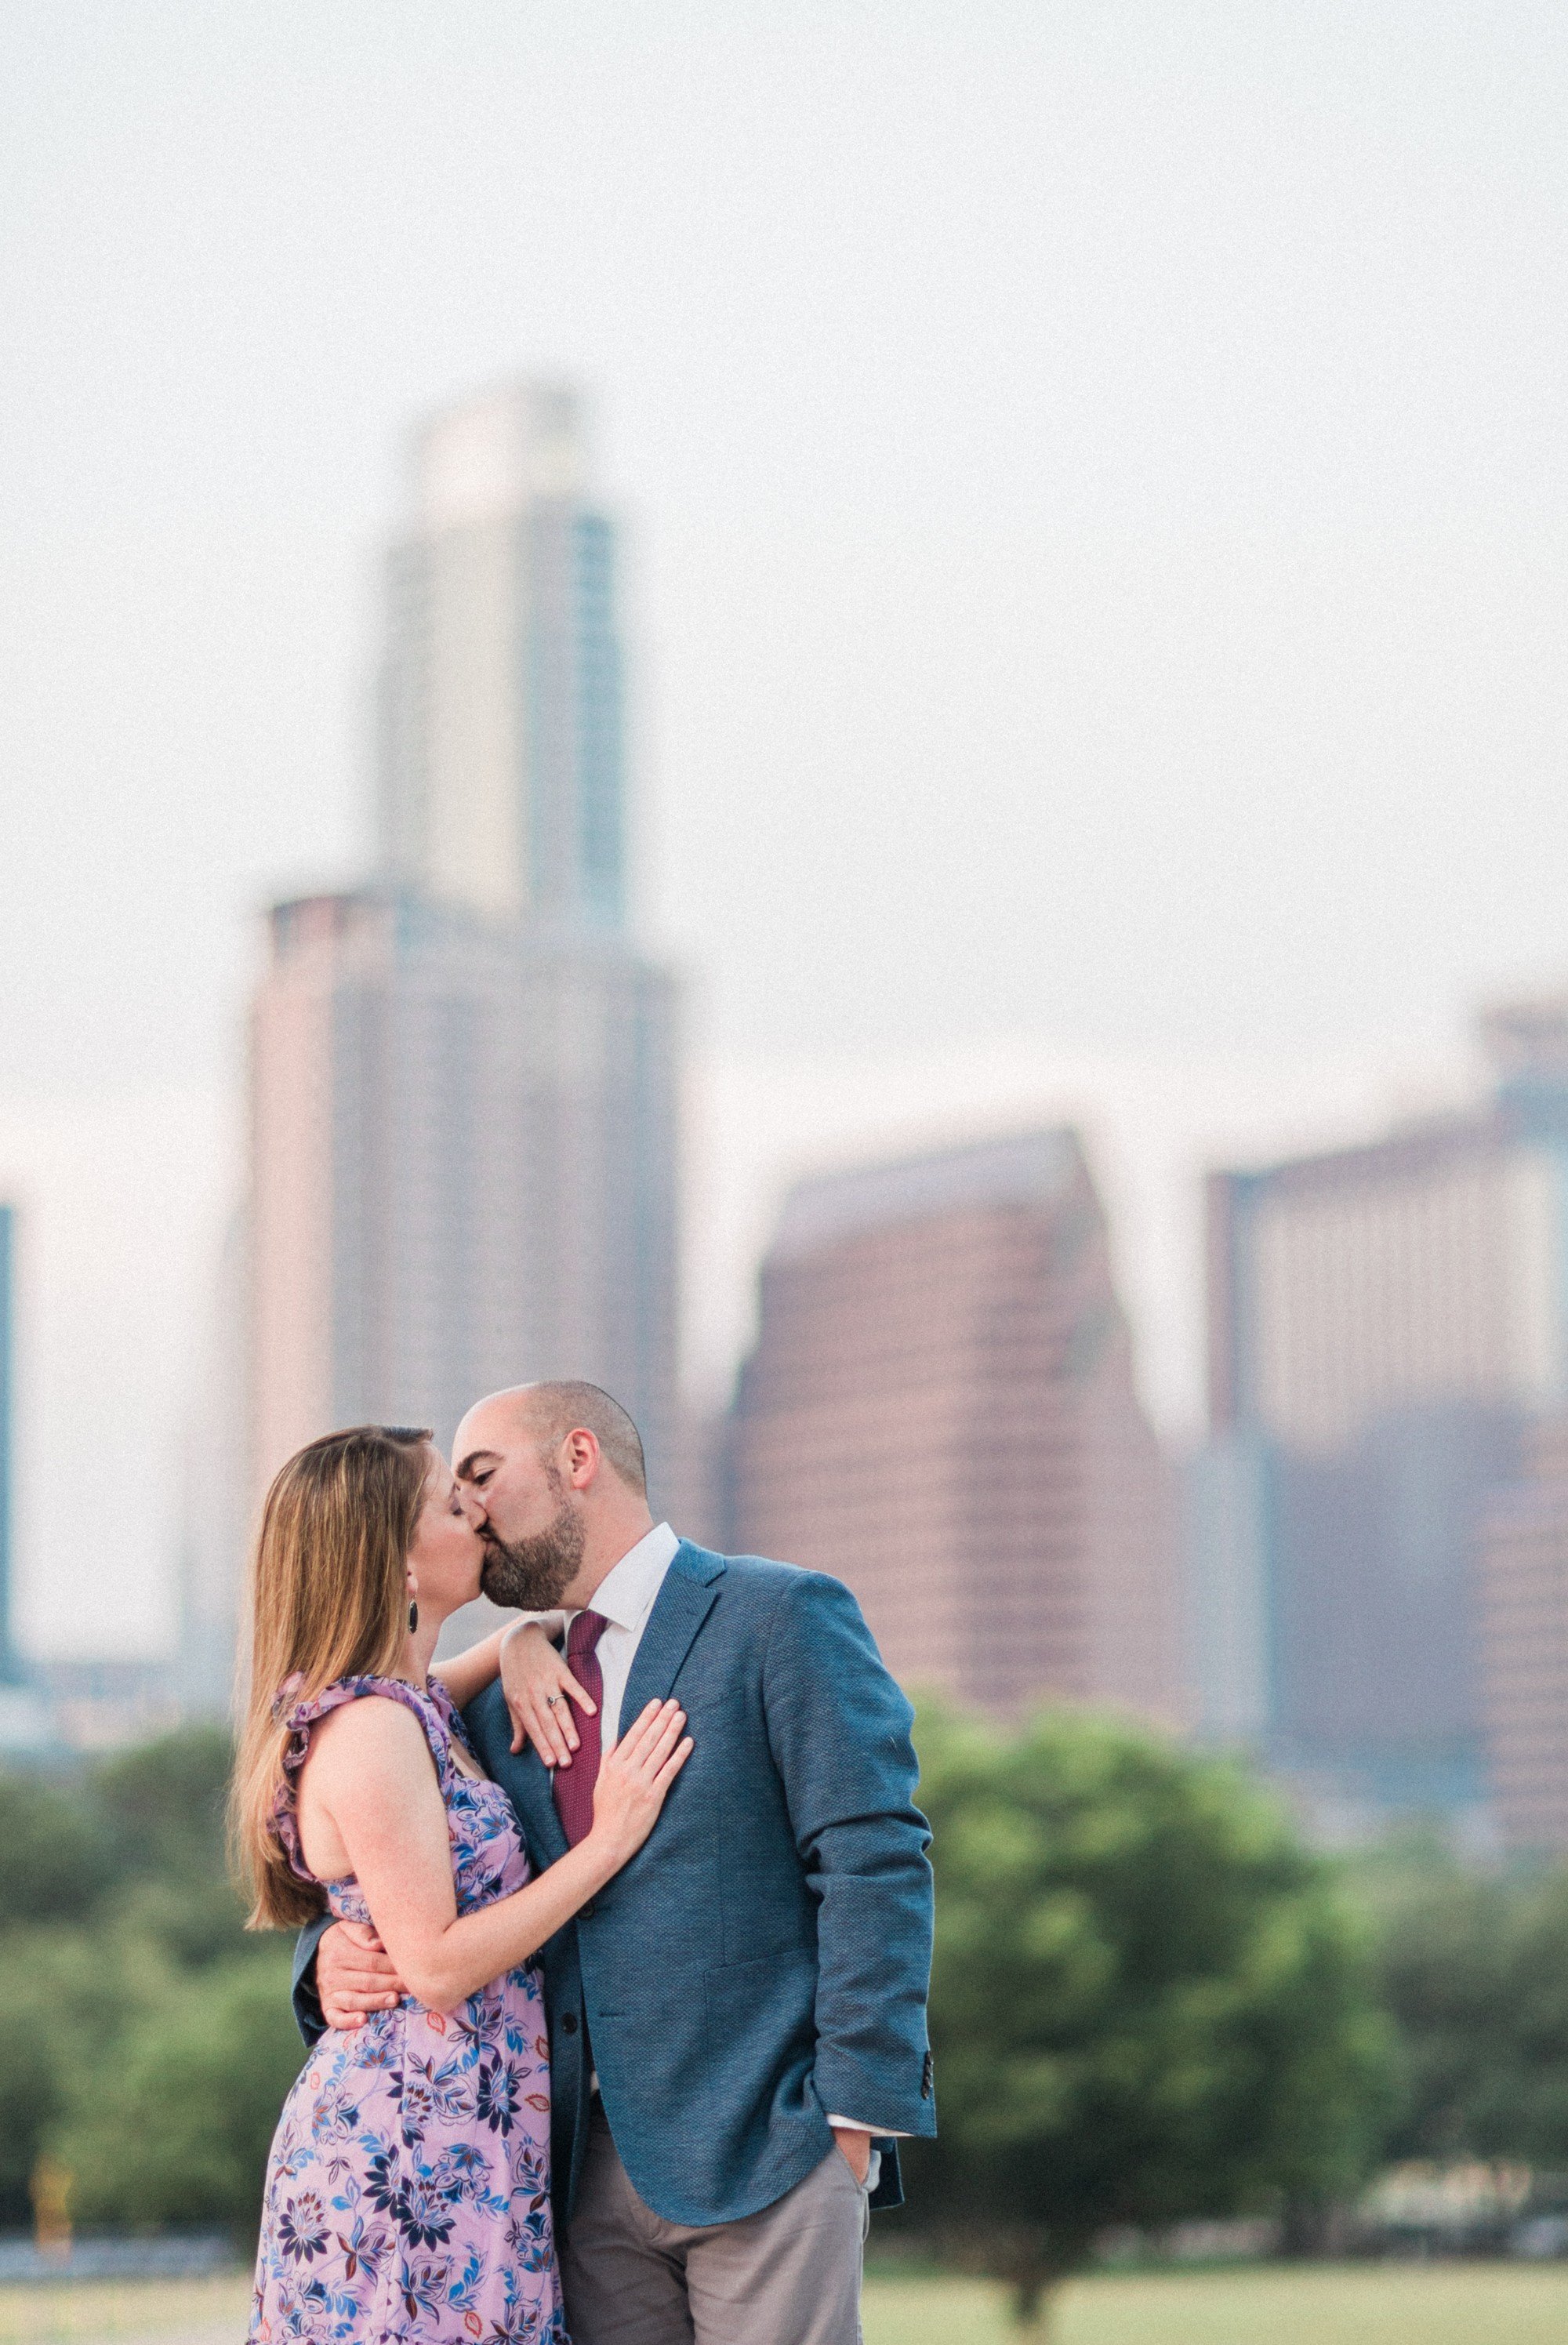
[292,1912,333,2049]
[760,1570,936,2137]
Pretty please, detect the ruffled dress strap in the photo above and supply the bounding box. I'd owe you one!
[273,1672,462,1887]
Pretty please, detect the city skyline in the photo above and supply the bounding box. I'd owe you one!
[5,5,1568,1686]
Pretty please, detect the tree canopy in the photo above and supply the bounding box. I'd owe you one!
[0,1711,1564,2277]
[1353,1835,1568,2166]
[901,1705,1391,2332]
[0,1730,299,2234]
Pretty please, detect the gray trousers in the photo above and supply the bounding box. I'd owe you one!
[559,2104,869,2345]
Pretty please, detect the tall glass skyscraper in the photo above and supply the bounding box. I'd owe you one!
[378,383,626,934]
[0,1203,17,1684]
[241,381,681,1636]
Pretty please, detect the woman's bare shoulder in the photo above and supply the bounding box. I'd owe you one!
[303,1690,436,1786]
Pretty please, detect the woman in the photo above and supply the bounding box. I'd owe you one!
[234,1423,691,2343]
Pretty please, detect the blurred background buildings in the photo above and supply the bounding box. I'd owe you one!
[1191,1001,1568,1840]
[0,1203,17,1688]
[1483,1418,1568,1853]
[9,365,1568,1831]
[0,1210,50,1748]
[9,372,1568,1834]
[246,890,677,1508]
[727,1131,1182,1722]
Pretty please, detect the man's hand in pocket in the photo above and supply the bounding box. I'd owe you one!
[831,2125,872,2186]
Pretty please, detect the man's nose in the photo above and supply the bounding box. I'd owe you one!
[456,1485,487,1529]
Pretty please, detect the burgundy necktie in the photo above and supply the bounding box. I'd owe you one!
[553,1610,608,1848]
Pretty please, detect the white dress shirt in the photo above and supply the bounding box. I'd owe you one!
[568,1519,681,1746]
[527,1521,897,2151]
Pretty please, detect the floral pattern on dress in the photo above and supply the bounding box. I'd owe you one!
[250,1675,567,2344]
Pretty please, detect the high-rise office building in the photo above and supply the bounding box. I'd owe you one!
[1479,1417,1568,1853]
[174,1212,249,1715]
[0,1203,20,1685]
[727,1131,1184,1723]
[1196,1000,1568,1814]
[249,890,678,1497]
[0,1205,54,1750]
[379,383,624,932]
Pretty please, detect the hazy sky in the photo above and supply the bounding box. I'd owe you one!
[2,2,1566,1653]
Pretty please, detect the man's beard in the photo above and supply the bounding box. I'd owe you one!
[479,1474,586,1611]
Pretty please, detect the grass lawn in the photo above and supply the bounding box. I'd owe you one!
[0,2274,250,2343]
[3,2262,1568,2343]
[862,2262,1568,2345]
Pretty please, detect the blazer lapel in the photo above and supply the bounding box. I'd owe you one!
[616,1542,725,1741]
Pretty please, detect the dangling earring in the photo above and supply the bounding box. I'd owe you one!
[408,1599,419,1634]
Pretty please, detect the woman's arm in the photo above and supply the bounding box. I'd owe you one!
[488,1621,600,1768]
[432,1615,570,1712]
[304,1694,691,2012]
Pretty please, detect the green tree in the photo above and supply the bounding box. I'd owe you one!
[0,1768,113,2223]
[92,1726,257,1966]
[0,1730,281,2239]
[0,1770,105,1929]
[902,1706,1389,2336]
[1497,1868,1568,2160]
[1356,1838,1568,2165]
[59,1950,303,2240]
[93,1726,234,1882]
[0,1982,64,2225]
[0,1922,176,2227]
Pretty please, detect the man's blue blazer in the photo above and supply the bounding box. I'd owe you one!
[293,1543,936,2227]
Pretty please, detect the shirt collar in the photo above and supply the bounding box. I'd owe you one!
[586,1521,680,1635]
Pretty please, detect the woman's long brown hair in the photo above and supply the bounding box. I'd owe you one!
[231,1424,433,1929]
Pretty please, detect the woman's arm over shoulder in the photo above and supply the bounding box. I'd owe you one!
[437,1619,594,1771]
[433,1616,569,1712]
[433,1626,506,1712]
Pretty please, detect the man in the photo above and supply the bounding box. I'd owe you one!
[295,1380,935,2345]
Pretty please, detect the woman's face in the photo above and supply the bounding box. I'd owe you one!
[407,1451,485,1621]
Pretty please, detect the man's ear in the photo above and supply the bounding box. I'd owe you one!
[565,1428,601,1490]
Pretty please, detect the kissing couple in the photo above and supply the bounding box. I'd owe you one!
[236,1380,935,2343]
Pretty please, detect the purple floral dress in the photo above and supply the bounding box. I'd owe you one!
[250,1675,567,2345]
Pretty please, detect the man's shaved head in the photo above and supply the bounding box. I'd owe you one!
[453,1380,655,1612]
[460,1380,647,1497]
